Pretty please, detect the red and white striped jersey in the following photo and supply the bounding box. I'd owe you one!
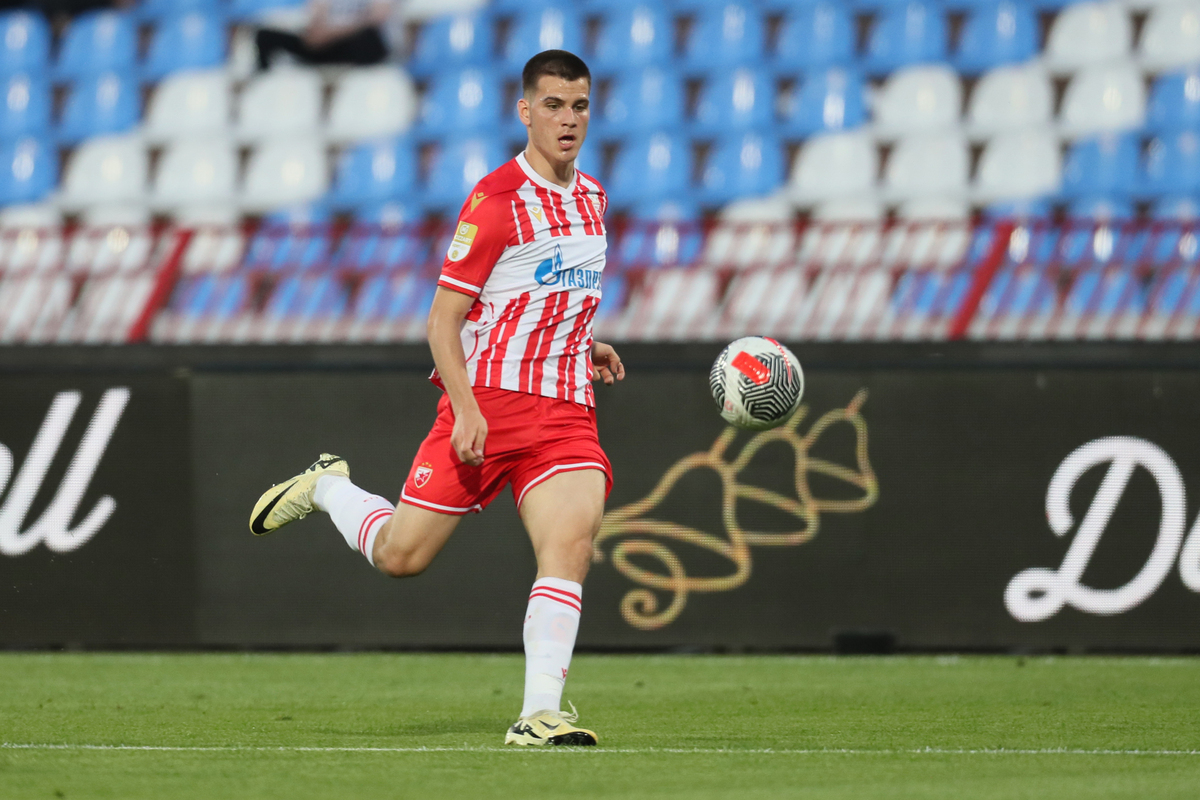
[434,152,608,407]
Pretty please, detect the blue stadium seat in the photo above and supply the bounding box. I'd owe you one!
[593,5,673,74]
[594,67,686,139]
[418,69,503,136]
[0,73,50,139]
[55,10,137,81]
[1152,196,1200,220]
[229,0,306,21]
[954,1,1038,74]
[607,132,692,206]
[864,1,948,75]
[1067,197,1135,221]
[1147,71,1200,135]
[681,2,766,73]
[266,276,348,320]
[693,67,775,135]
[58,71,140,144]
[0,11,50,76]
[327,139,417,211]
[410,12,492,76]
[0,136,56,205]
[984,198,1053,220]
[352,272,434,322]
[142,13,227,81]
[423,137,508,211]
[502,7,584,74]
[618,200,703,267]
[1060,134,1139,200]
[334,205,425,272]
[139,0,224,19]
[1141,132,1200,198]
[594,272,627,319]
[774,1,855,73]
[779,67,867,137]
[700,132,786,204]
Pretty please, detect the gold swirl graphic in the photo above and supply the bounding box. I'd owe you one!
[593,390,878,630]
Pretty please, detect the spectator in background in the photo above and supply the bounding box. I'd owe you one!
[256,0,395,71]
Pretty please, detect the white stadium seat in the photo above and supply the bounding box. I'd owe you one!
[966,62,1054,139]
[974,128,1062,202]
[153,139,239,212]
[61,134,147,211]
[81,204,151,227]
[237,67,323,143]
[883,132,970,201]
[1045,1,1132,73]
[326,66,418,143]
[788,130,878,204]
[1140,1,1200,72]
[872,65,962,139]
[1059,61,1146,137]
[812,198,886,222]
[241,136,329,212]
[0,204,63,274]
[144,70,232,145]
[897,198,971,221]
[702,194,795,269]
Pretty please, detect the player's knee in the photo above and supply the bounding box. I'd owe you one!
[373,540,432,579]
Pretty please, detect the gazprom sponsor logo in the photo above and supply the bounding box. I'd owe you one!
[534,245,602,290]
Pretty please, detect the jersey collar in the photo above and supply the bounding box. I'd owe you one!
[517,151,578,196]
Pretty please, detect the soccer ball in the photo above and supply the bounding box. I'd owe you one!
[709,337,805,430]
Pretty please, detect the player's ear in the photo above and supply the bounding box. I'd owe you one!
[517,97,531,127]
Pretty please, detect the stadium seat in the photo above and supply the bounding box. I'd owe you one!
[1140,131,1200,198]
[607,132,692,207]
[229,0,306,23]
[143,70,232,144]
[863,1,949,75]
[813,197,886,221]
[1044,1,1131,73]
[419,69,503,135]
[422,136,507,211]
[897,197,971,221]
[773,1,855,73]
[143,12,227,81]
[700,132,787,204]
[242,137,330,213]
[985,198,1053,220]
[681,2,766,73]
[501,7,584,74]
[0,136,56,205]
[693,67,775,135]
[1067,196,1134,221]
[152,138,239,212]
[409,11,491,76]
[883,132,970,201]
[327,66,417,143]
[594,67,686,139]
[617,200,702,268]
[1140,1,1200,72]
[1147,70,1200,133]
[779,67,867,137]
[1059,62,1146,137]
[237,68,323,143]
[701,194,794,271]
[0,73,50,139]
[0,11,49,76]
[55,10,137,81]
[872,65,962,139]
[592,5,673,73]
[60,134,147,211]
[327,138,417,210]
[965,62,1054,138]
[58,71,140,144]
[974,128,1061,202]
[1151,195,1200,220]
[139,0,223,19]
[954,0,1038,74]
[1060,133,1140,200]
[788,130,879,204]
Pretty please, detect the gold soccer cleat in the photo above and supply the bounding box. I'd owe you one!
[504,704,598,747]
[249,453,349,536]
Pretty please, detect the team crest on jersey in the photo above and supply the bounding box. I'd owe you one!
[447,222,477,262]
[414,462,434,488]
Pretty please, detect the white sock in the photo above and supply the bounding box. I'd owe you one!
[314,475,392,567]
[520,577,582,718]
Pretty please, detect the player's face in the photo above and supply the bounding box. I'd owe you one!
[521,75,590,168]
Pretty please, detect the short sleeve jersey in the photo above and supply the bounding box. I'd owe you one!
[434,152,608,407]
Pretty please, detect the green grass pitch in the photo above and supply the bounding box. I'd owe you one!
[2,654,1199,799]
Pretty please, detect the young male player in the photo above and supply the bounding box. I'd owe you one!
[249,50,620,747]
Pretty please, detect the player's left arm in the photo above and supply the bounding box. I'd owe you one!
[591,341,625,385]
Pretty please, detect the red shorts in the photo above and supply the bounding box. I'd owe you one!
[400,387,612,515]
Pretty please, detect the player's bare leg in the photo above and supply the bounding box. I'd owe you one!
[370,503,461,578]
[505,468,605,746]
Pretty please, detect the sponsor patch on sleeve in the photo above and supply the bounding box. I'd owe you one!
[447,222,478,262]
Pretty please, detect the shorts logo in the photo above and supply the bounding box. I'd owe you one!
[447,222,478,262]
[414,463,434,488]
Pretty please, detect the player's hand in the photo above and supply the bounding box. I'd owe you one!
[591,341,625,385]
[451,406,488,466]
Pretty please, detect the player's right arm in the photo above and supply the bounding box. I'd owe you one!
[427,288,487,467]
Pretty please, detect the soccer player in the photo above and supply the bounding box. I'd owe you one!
[249,50,620,747]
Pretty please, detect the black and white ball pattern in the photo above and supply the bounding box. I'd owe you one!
[710,337,805,430]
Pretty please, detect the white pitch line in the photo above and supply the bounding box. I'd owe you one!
[2,744,1198,756]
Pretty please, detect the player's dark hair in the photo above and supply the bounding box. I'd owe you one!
[522,50,591,96]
